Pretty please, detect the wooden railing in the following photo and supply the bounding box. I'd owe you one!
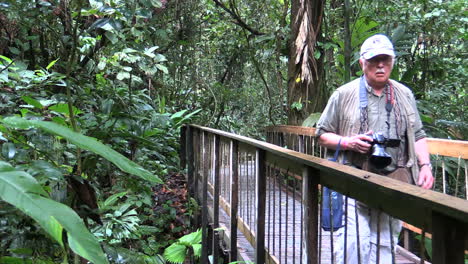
[181,124,468,264]
[265,125,468,198]
[265,125,468,260]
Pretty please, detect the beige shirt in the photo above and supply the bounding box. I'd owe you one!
[316,78,426,173]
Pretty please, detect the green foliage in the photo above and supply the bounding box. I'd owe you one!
[302,113,322,127]
[2,117,162,184]
[103,245,166,264]
[0,161,108,264]
[415,234,432,260]
[0,0,203,261]
[93,203,141,244]
[163,229,202,264]
[291,101,303,111]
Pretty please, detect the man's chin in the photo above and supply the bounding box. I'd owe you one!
[375,76,389,82]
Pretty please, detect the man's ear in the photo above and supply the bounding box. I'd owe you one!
[358,58,364,69]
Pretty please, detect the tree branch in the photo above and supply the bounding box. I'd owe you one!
[242,30,276,126]
[212,0,265,35]
[275,0,289,114]
[0,60,14,74]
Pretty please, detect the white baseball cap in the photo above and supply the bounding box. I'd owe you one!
[360,34,395,60]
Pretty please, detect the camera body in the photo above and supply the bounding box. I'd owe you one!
[369,132,401,169]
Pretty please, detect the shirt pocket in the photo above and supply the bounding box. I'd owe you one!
[340,113,360,135]
[406,112,416,128]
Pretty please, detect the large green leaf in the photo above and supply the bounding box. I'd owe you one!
[163,243,187,264]
[0,161,108,264]
[1,117,162,183]
[0,257,33,264]
[302,112,322,127]
[178,229,202,245]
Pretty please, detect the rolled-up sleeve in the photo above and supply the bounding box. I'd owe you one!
[315,91,341,138]
[410,94,426,141]
[413,104,427,141]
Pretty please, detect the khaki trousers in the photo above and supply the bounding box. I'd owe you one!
[334,198,402,264]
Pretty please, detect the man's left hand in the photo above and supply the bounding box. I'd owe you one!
[417,166,434,189]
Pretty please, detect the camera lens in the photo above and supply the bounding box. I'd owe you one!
[370,144,392,169]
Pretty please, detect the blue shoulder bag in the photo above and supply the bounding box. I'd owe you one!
[321,139,344,231]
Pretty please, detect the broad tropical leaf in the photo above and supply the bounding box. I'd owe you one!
[163,243,187,264]
[191,244,201,258]
[101,191,128,209]
[302,112,322,127]
[163,229,202,263]
[0,161,108,264]
[178,229,202,245]
[1,117,162,183]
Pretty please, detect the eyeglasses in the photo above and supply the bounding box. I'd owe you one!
[365,55,393,66]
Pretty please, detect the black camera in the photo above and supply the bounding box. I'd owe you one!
[369,132,401,169]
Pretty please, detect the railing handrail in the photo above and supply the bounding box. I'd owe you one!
[191,124,468,227]
[264,125,468,159]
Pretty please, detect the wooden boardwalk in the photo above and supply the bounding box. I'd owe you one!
[207,161,423,264]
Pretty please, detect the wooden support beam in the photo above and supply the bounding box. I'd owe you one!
[212,135,221,264]
[230,140,239,262]
[201,131,210,264]
[186,126,194,197]
[432,212,467,264]
[303,166,320,264]
[193,129,200,201]
[213,230,221,264]
[180,125,187,170]
[255,148,267,264]
[264,126,468,158]
[264,125,316,135]
[426,138,468,159]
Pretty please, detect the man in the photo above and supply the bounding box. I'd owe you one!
[315,34,434,263]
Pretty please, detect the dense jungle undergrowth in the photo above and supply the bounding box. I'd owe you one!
[0,0,466,263]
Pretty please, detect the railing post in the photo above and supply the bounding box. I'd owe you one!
[255,148,266,264]
[201,131,210,264]
[432,211,467,264]
[193,129,199,200]
[303,166,319,264]
[279,132,284,147]
[230,140,239,262]
[186,126,194,197]
[180,125,187,171]
[299,135,304,153]
[212,135,221,264]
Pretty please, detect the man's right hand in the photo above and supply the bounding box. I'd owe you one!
[343,132,373,154]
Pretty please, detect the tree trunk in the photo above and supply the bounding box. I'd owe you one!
[287,0,326,126]
[343,0,352,83]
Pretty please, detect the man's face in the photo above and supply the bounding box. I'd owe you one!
[359,54,393,89]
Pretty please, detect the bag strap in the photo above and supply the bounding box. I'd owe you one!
[359,75,368,108]
[359,76,369,133]
[330,138,342,162]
